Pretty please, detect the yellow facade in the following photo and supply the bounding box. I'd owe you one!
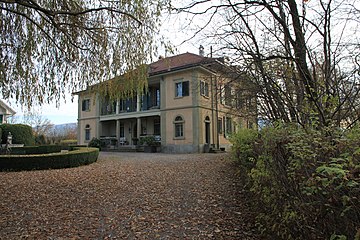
[75,53,256,153]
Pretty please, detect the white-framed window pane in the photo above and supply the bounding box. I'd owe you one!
[176,82,182,97]
[85,129,90,140]
[200,81,204,95]
[175,123,183,137]
[82,99,90,111]
[204,82,209,97]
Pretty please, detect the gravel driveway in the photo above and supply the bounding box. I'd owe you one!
[0,152,257,239]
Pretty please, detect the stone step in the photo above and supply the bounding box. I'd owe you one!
[209,147,225,153]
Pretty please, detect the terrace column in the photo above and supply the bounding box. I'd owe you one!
[137,118,141,139]
[116,120,120,143]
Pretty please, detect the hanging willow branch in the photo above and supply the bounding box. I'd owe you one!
[0,0,165,108]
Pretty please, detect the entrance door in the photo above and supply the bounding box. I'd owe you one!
[205,116,211,144]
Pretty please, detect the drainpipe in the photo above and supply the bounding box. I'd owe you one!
[215,75,219,149]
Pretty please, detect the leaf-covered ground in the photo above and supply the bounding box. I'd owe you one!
[0,152,258,239]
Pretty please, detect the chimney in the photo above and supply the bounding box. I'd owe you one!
[199,45,205,56]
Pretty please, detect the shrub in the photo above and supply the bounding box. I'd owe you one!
[139,135,156,145]
[35,134,46,145]
[9,145,63,155]
[0,124,34,145]
[88,137,102,149]
[231,123,360,239]
[60,139,77,146]
[230,128,258,172]
[0,147,99,171]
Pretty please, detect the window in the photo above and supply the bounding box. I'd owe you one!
[175,81,189,97]
[85,124,91,141]
[224,85,232,106]
[226,117,233,135]
[154,118,161,135]
[82,99,90,111]
[200,81,209,97]
[119,100,126,112]
[0,115,3,124]
[218,118,223,134]
[235,91,243,109]
[174,116,184,138]
[101,99,116,115]
[120,123,125,138]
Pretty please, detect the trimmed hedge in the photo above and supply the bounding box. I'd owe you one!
[9,145,63,155]
[0,147,99,171]
[60,139,77,145]
[0,124,34,145]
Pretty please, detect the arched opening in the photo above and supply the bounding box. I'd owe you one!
[85,124,91,141]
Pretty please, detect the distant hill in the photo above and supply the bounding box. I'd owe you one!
[54,123,77,130]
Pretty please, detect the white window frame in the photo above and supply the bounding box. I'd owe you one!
[82,99,90,111]
[174,115,185,139]
[200,81,209,97]
[85,124,91,141]
[175,80,190,98]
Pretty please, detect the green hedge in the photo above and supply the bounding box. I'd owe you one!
[0,124,34,145]
[0,147,99,171]
[9,145,63,155]
[59,139,77,146]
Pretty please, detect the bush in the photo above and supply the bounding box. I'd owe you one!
[60,139,77,146]
[88,137,102,149]
[0,147,99,171]
[231,123,360,239]
[9,145,63,155]
[0,124,34,146]
[35,134,46,145]
[230,128,258,172]
[139,135,156,145]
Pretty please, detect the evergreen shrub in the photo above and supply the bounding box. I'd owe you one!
[88,137,102,149]
[9,145,63,155]
[0,124,34,145]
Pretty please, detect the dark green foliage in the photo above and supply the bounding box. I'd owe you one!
[0,147,99,171]
[0,124,34,146]
[35,134,46,145]
[231,123,360,239]
[139,135,156,145]
[59,139,77,146]
[231,128,258,173]
[9,145,63,155]
[88,137,102,149]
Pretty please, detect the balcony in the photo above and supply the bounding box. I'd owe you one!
[100,85,160,116]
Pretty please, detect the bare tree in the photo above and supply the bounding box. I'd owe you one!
[22,110,54,136]
[175,0,360,127]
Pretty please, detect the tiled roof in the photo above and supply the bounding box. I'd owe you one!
[73,52,222,95]
[149,52,212,75]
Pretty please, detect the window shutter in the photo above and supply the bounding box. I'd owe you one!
[183,81,189,96]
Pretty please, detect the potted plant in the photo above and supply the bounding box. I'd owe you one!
[139,135,156,153]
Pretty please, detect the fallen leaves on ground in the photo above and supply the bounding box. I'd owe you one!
[0,152,258,239]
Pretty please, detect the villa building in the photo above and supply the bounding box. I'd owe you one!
[74,49,256,153]
[0,100,16,124]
